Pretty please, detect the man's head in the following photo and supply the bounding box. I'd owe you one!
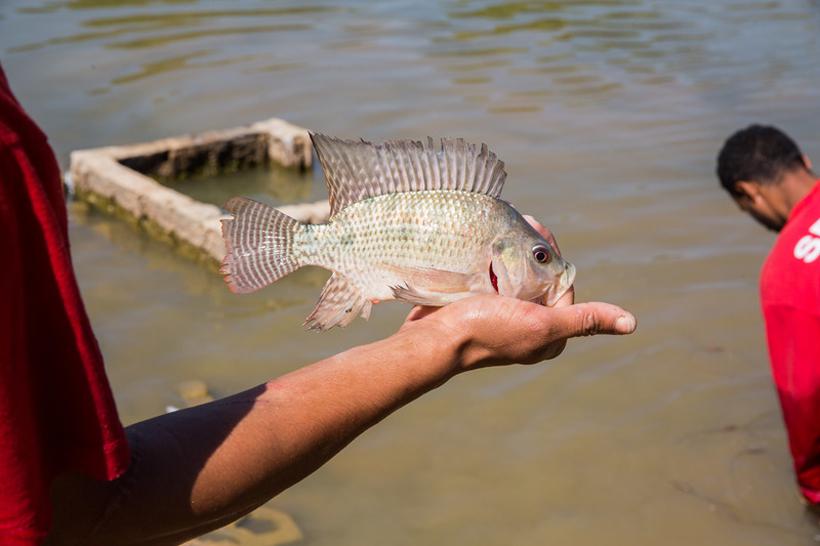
[717,124,813,232]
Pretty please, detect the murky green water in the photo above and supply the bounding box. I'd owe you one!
[164,164,323,208]
[3,1,820,544]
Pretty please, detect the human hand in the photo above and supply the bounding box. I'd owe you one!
[402,293,635,372]
[400,215,635,372]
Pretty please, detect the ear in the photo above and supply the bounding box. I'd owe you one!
[734,180,763,203]
[803,154,813,171]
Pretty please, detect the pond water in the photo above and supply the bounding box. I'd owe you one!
[163,164,323,208]
[3,1,820,544]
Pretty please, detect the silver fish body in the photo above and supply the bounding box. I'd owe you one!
[221,135,575,330]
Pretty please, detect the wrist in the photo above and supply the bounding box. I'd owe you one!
[396,315,476,378]
[391,318,468,383]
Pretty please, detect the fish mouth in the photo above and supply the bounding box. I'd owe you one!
[489,262,499,293]
[544,261,576,306]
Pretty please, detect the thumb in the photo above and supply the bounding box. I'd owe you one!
[549,302,636,338]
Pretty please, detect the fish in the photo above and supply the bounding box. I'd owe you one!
[220,134,576,330]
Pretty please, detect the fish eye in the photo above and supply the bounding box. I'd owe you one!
[532,245,551,264]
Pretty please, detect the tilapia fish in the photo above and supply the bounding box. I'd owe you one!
[221,134,576,330]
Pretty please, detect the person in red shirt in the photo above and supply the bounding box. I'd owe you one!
[717,125,820,503]
[0,63,636,546]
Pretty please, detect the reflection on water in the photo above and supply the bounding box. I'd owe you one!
[8,0,816,110]
[9,6,335,52]
[3,0,820,545]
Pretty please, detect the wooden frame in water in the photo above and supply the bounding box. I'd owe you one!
[68,117,329,266]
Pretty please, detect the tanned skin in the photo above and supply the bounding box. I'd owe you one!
[46,219,636,546]
[731,156,817,231]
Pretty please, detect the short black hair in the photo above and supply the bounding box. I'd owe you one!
[716,124,806,196]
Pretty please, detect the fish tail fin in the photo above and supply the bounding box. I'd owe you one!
[220,197,304,294]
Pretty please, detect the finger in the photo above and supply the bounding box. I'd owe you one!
[404,305,439,323]
[546,302,636,338]
[540,339,567,361]
[554,284,574,308]
[523,214,562,256]
[536,284,574,308]
[523,214,550,238]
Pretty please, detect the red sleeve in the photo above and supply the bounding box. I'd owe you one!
[0,64,129,545]
[763,302,820,503]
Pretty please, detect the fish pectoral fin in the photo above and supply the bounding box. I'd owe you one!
[379,264,475,294]
[390,284,475,307]
[390,284,446,306]
[304,273,372,331]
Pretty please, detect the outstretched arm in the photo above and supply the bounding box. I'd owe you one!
[49,296,635,546]
[48,223,636,546]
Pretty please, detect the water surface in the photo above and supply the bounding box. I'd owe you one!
[3,1,820,544]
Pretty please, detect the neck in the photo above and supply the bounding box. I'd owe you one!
[779,169,818,216]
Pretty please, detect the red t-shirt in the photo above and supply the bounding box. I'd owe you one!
[0,65,129,544]
[760,180,820,503]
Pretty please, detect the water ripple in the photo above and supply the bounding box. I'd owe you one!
[108,24,311,50]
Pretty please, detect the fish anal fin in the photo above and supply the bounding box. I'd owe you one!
[304,273,372,331]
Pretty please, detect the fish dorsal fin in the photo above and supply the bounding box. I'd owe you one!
[310,133,507,216]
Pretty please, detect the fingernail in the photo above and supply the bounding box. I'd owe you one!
[615,314,636,334]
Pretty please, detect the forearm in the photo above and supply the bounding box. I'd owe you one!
[180,325,458,519]
[75,323,459,545]
[48,294,635,545]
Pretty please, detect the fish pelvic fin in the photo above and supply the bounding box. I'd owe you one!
[221,197,303,294]
[304,273,372,331]
[310,133,507,216]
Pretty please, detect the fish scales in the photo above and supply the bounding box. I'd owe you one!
[220,134,575,330]
[296,191,505,298]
